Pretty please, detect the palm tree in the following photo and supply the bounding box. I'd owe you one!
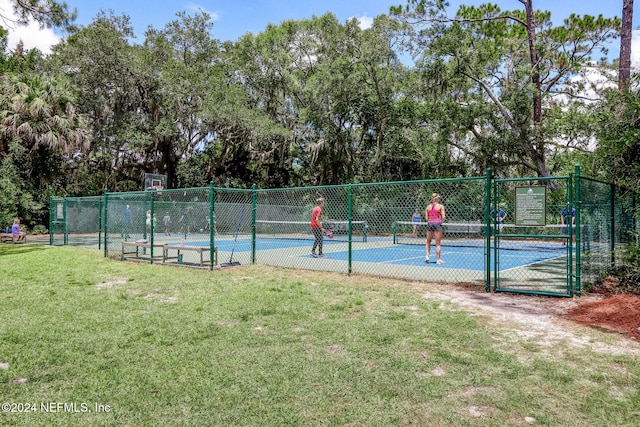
[0,73,91,157]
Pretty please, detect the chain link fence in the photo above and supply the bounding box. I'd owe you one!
[578,176,639,292]
[49,168,637,295]
[49,196,104,247]
[351,177,488,283]
[492,176,574,296]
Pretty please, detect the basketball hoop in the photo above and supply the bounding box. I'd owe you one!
[144,173,167,191]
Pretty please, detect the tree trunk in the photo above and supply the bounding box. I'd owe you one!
[521,0,557,187]
[522,0,542,125]
[620,0,634,91]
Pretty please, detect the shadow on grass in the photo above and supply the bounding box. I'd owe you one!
[0,242,50,257]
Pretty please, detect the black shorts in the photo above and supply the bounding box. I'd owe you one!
[427,222,442,232]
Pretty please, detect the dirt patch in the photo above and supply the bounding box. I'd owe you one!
[564,294,640,341]
[421,283,640,355]
[561,277,640,341]
[96,277,129,288]
[143,294,179,303]
[286,267,640,353]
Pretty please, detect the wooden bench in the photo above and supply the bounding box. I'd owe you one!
[121,241,164,261]
[0,233,26,244]
[162,244,218,267]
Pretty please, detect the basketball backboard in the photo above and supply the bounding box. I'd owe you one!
[144,173,167,191]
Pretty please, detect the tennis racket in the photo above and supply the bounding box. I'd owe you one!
[325,229,334,239]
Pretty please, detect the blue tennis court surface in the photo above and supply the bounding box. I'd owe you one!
[319,245,566,271]
[171,238,570,271]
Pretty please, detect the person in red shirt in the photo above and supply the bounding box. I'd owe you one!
[310,197,327,258]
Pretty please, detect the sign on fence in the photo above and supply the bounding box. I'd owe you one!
[514,186,546,226]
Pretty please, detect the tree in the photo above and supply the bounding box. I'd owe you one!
[593,76,640,190]
[391,1,620,184]
[48,11,142,191]
[4,0,77,32]
[0,0,79,225]
[139,10,224,188]
[233,14,412,185]
[0,72,91,224]
[619,0,634,90]
[229,18,321,186]
[337,15,420,182]
[0,140,40,228]
[159,16,295,188]
[295,14,380,184]
[0,73,91,156]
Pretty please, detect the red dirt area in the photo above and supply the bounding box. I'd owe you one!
[565,283,640,341]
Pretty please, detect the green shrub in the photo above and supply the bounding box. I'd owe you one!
[617,231,640,294]
[31,224,48,235]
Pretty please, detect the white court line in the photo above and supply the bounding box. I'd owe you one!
[371,255,425,264]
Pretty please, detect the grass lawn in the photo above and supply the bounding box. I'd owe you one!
[0,244,639,426]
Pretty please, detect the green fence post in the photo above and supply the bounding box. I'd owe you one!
[98,197,103,250]
[610,182,616,269]
[567,172,574,298]
[49,197,53,246]
[348,185,353,275]
[484,168,492,293]
[143,191,149,241]
[252,184,257,265]
[209,182,215,270]
[574,164,581,297]
[63,197,68,246]
[103,189,108,258]
[150,191,155,263]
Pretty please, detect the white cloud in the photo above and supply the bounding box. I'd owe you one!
[185,3,220,21]
[0,0,61,54]
[354,15,373,30]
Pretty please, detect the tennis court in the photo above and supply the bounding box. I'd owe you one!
[53,168,633,296]
[325,243,567,271]
[170,232,569,272]
[63,219,574,282]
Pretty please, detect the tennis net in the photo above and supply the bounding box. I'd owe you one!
[255,220,368,242]
[393,221,484,247]
[393,221,581,252]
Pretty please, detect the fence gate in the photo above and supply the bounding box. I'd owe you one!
[50,196,106,248]
[49,198,67,246]
[492,176,574,297]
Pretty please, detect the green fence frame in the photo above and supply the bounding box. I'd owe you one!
[50,165,637,297]
[492,175,574,297]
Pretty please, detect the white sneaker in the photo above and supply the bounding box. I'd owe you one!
[424,255,430,262]
[436,259,445,265]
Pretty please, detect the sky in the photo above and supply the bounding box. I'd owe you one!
[1,0,639,62]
